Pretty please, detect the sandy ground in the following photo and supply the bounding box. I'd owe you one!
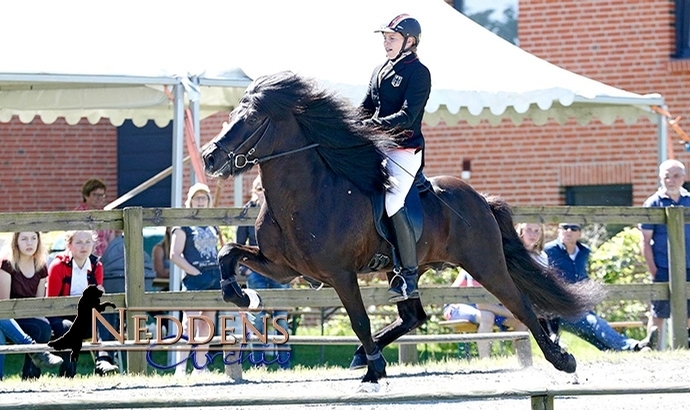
[1,350,689,409]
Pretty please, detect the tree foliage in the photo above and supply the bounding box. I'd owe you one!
[467,7,518,45]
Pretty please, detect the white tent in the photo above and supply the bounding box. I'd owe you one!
[0,0,667,293]
[1,0,664,128]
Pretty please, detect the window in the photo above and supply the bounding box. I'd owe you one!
[675,0,690,59]
[564,184,633,206]
[565,184,633,237]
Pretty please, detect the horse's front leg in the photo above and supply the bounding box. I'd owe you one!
[332,275,386,387]
[217,243,301,308]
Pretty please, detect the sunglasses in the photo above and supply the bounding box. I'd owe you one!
[560,225,581,232]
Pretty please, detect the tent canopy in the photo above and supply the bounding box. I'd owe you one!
[0,0,663,127]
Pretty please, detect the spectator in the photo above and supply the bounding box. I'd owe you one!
[152,227,171,291]
[516,223,559,338]
[170,183,222,376]
[443,269,526,359]
[100,230,156,294]
[98,230,157,363]
[640,158,690,346]
[238,176,291,368]
[544,223,648,352]
[0,318,63,380]
[516,223,548,265]
[0,231,62,379]
[46,230,119,377]
[74,178,112,257]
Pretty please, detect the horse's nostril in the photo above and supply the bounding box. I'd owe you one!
[204,154,215,169]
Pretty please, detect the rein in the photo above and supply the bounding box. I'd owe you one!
[213,118,319,169]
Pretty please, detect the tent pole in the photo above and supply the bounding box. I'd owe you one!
[170,83,185,294]
[658,102,669,164]
[191,76,201,185]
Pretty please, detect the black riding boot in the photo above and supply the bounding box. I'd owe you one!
[388,207,420,303]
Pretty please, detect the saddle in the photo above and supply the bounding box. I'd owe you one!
[368,170,431,270]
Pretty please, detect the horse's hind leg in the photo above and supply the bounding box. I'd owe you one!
[350,297,427,369]
[331,274,386,384]
[465,255,576,373]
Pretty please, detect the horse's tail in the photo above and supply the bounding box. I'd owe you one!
[486,195,605,318]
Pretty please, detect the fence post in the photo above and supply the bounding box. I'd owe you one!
[123,207,147,373]
[398,329,418,365]
[665,207,688,349]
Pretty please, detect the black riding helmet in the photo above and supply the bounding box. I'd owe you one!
[375,14,422,58]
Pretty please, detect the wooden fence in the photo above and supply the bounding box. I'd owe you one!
[1,206,689,374]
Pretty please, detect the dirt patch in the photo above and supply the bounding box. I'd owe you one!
[1,351,689,409]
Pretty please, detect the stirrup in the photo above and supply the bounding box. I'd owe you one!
[387,268,418,302]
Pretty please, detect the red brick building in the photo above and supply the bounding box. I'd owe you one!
[1,0,688,212]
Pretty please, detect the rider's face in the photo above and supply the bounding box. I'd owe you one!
[382,32,405,59]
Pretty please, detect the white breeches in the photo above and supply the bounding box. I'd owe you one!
[384,148,422,216]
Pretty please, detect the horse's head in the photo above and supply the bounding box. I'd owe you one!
[202,102,271,179]
[202,71,308,179]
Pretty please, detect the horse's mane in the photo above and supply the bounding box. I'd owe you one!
[246,71,397,195]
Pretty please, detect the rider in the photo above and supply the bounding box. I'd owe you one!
[361,14,432,303]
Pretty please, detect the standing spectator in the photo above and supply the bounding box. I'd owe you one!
[46,230,119,377]
[237,176,291,368]
[545,223,648,351]
[0,231,62,379]
[640,159,690,345]
[74,178,112,257]
[170,183,221,376]
[152,228,171,291]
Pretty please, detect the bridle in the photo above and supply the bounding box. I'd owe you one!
[213,117,319,170]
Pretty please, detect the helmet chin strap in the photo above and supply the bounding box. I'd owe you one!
[393,36,414,60]
[393,36,408,60]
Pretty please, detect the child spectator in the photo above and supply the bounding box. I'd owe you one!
[46,230,119,377]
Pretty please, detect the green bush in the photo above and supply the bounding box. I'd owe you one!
[588,226,649,337]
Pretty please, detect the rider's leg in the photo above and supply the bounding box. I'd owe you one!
[385,149,422,303]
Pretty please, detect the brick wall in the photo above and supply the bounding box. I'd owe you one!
[425,0,689,206]
[2,0,687,212]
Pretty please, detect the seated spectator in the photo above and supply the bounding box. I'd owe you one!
[46,230,119,377]
[544,222,649,352]
[152,227,171,291]
[0,231,57,379]
[238,176,291,368]
[516,223,548,265]
[516,223,560,338]
[99,230,157,358]
[100,230,156,293]
[0,318,63,380]
[443,269,526,359]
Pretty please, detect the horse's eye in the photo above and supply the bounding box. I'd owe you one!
[245,115,259,125]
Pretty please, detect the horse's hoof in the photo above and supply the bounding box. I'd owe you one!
[554,352,577,373]
[356,382,380,393]
[349,353,367,370]
[244,288,263,309]
[221,282,250,307]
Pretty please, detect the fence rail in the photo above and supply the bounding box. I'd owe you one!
[1,205,689,374]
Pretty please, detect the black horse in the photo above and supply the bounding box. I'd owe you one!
[202,71,601,387]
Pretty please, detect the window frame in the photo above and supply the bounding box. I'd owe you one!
[675,0,690,59]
